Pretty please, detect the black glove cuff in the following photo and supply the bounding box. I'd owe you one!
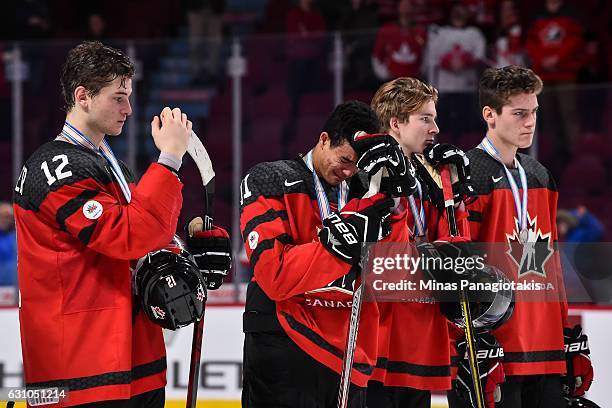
[564,325,591,355]
[380,174,418,197]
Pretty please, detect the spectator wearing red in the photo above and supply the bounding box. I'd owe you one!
[371,0,426,81]
[526,0,586,159]
[527,0,585,82]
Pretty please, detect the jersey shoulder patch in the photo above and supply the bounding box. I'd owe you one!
[13,141,111,211]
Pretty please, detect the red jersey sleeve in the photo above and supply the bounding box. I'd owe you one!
[548,183,570,328]
[240,163,353,301]
[15,143,183,260]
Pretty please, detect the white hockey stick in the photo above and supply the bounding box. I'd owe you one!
[337,167,385,408]
[185,130,215,408]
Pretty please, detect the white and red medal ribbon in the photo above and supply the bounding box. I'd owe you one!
[305,150,348,221]
[58,121,132,202]
[407,175,426,238]
[479,136,528,241]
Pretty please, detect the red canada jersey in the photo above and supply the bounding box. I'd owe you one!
[526,11,585,82]
[465,148,567,376]
[372,23,426,79]
[13,140,183,406]
[240,158,408,387]
[371,193,471,391]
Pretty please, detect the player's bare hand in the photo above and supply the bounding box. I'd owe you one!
[151,106,191,159]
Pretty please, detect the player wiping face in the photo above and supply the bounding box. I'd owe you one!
[311,132,359,186]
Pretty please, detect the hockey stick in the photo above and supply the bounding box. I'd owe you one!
[337,166,386,408]
[337,267,365,408]
[186,130,215,408]
[439,165,485,408]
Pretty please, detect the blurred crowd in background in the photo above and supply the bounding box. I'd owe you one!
[0,0,610,302]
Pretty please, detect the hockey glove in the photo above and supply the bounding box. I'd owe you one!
[416,236,478,284]
[415,143,474,209]
[563,325,594,397]
[319,194,394,264]
[352,133,418,197]
[454,332,505,408]
[186,220,232,290]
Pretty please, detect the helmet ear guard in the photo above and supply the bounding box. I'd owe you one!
[134,236,207,330]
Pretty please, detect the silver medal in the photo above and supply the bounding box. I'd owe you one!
[519,228,528,243]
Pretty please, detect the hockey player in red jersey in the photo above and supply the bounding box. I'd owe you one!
[368,77,486,407]
[448,65,594,407]
[13,41,231,407]
[240,101,419,407]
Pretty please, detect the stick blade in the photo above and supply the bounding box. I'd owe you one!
[187,130,215,187]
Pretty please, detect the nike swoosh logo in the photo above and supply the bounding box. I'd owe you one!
[284,179,304,187]
[492,176,503,183]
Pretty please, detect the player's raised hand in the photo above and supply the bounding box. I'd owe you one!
[352,133,418,197]
[151,106,193,159]
[319,193,394,264]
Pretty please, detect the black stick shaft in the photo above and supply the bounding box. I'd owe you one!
[440,165,484,408]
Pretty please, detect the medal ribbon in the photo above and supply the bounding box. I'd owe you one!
[407,175,426,237]
[305,150,348,221]
[479,136,528,232]
[59,121,132,202]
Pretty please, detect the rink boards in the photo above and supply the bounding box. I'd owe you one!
[0,305,610,407]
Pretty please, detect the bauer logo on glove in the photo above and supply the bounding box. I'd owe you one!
[563,325,594,398]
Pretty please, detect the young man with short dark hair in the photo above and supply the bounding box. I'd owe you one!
[13,41,230,407]
[240,101,412,407]
[450,65,594,407]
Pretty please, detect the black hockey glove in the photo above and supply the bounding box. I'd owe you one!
[352,133,418,197]
[416,236,478,284]
[562,325,594,397]
[186,220,232,290]
[319,194,394,264]
[454,332,505,408]
[415,143,474,209]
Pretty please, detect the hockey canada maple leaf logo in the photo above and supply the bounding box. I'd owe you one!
[506,213,553,278]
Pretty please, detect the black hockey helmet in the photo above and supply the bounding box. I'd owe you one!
[134,236,207,330]
[566,397,601,408]
[440,264,515,332]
